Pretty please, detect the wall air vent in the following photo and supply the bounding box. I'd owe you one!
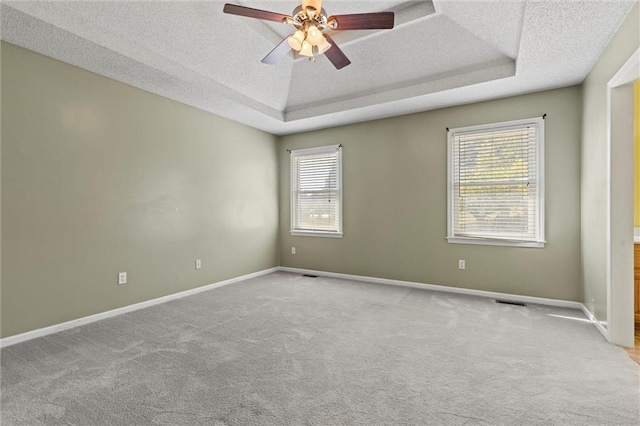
[495,299,527,307]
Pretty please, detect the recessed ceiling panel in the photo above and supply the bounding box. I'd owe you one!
[1,0,636,135]
[286,14,514,114]
[435,0,525,58]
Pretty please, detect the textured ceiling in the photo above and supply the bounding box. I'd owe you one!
[1,1,636,135]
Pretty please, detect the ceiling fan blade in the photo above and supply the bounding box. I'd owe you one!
[328,12,395,30]
[262,37,292,65]
[223,4,290,23]
[323,35,351,70]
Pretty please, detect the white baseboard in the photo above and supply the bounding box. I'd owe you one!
[279,266,585,310]
[578,303,609,341]
[279,267,612,340]
[0,267,279,348]
[1,265,608,348]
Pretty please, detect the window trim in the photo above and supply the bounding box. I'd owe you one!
[446,117,546,248]
[290,144,343,238]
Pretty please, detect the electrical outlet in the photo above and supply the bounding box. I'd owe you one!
[195,259,202,270]
[291,247,296,255]
[458,260,466,270]
[118,272,127,285]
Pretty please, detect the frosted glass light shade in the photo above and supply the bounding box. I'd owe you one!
[300,40,313,57]
[317,35,332,54]
[306,25,323,45]
[287,30,305,51]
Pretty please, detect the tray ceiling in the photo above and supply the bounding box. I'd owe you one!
[1,1,636,135]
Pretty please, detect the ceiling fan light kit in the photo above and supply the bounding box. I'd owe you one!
[316,36,332,55]
[306,25,324,45]
[288,30,305,50]
[299,40,313,57]
[223,1,394,69]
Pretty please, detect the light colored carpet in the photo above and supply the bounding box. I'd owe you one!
[1,271,638,425]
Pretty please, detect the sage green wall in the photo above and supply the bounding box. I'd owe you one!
[581,4,639,324]
[1,42,279,338]
[279,86,582,301]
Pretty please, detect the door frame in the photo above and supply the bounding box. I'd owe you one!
[606,47,639,347]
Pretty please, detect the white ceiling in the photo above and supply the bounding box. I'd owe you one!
[1,1,636,135]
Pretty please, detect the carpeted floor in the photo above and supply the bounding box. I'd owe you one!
[1,272,638,425]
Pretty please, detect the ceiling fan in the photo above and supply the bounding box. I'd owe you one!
[223,0,394,70]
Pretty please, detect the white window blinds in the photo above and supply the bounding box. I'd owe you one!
[447,118,545,247]
[290,145,342,236]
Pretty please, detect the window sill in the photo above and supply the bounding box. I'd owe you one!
[446,236,545,248]
[290,231,343,238]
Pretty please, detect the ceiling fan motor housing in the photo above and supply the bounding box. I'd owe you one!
[291,6,328,29]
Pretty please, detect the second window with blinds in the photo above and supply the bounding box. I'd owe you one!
[447,117,545,247]
[290,145,343,237]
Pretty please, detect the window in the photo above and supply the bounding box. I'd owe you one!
[447,117,545,247]
[290,144,343,237]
